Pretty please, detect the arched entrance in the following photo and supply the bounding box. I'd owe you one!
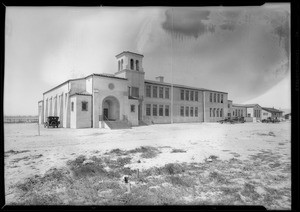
[102,96,120,121]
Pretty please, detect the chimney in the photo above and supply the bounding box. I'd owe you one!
[155,76,164,82]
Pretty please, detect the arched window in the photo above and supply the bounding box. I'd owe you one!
[130,59,134,70]
[136,60,139,71]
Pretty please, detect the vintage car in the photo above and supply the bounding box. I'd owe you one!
[262,117,280,123]
[44,116,60,128]
[218,117,245,124]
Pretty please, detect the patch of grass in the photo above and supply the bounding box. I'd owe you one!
[241,183,260,200]
[167,175,193,187]
[107,148,128,156]
[161,163,185,175]
[209,171,229,184]
[11,154,43,163]
[208,155,219,160]
[5,150,30,157]
[171,149,187,153]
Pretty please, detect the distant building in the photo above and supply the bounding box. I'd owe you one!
[284,113,291,120]
[38,51,230,128]
[228,103,262,122]
[261,107,283,119]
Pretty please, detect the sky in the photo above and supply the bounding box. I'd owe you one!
[4,4,291,116]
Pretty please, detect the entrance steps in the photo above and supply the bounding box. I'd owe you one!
[104,120,132,130]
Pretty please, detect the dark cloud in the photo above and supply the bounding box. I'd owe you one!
[219,22,236,31]
[162,8,214,38]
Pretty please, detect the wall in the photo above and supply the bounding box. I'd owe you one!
[43,82,70,127]
[128,99,139,126]
[76,95,92,128]
[203,91,228,122]
[92,76,129,128]
[70,96,77,128]
[261,109,272,120]
[232,106,247,117]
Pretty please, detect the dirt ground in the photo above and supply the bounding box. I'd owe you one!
[4,122,291,207]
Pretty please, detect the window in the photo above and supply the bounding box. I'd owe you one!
[159,87,164,98]
[221,94,223,103]
[71,102,74,112]
[190,107,193,117]
[146,85,151,97]
[210,93,212,102]
[217,94,220,103]
[153,104,157,116]
[165,87,169,99]
[216,108,219,117]
[118,61,120,71]
[195,91,198,101]
[214,93,216,102]
[180,90,184,100]
[131,87,139,97]
[185,106,189,116]
[180,106,184,116]
[190,91,194,101]
[82,101,88,111]
[220,108,223,117]
[131,105,135,112]
[65,93,67,106]
[130,59,134,70]
[235,109,237,117]
[185,90,189,101]
[121,59,123,69]
[146,104,151,116]
[136,60,139,71]
[248,113,251,117]
[233,111,235,116]
[213,108,215,117]
[195,107,198,117]
[159,105,164,116]
[165,105,169,116]
[228,104,230,108]
[210,108,212,117]
[153,86,158,98]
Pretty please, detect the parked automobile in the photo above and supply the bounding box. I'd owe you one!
[44,116,60,128]
[262,117,280,123]
[218,117,245,124]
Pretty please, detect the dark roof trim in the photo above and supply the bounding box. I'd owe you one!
[115,51,144,58]
[145,80,228,94]
[262,107,283,113]
[93,73,127,80]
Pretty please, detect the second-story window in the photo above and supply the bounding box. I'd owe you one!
[190,91,194,101]
[165,87,169,99]
[210,93,212,102]
[185,90,189,101]
[195,91,198,101]
[180,90,184,100]
[131,87,139,98]
[217,94,220,103]
[159,87,164,98]
[221,94,223,103]
[214,93,216,102]
[153,86,158,98]
[146,85,151,97]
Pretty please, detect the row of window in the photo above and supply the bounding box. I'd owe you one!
[232,109,244,117]
[146,85,170,99]
[146,104,169,116]
[209,93,224,103]
[71,101,88,112]
[180,89,199,101]
[209,108,224,117]
[254,109,261,118]
[180,106,199,117]
[118,59,140,71]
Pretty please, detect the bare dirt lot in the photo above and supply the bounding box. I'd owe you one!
[4,122,291,208]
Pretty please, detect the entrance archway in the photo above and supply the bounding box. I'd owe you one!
[102,96,120,121]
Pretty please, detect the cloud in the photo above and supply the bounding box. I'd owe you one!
[161,8,214,38]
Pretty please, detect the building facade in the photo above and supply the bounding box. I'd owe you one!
[38,51,230,128]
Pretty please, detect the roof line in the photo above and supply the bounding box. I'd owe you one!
[145,80,228,94]
[115,51,144,58]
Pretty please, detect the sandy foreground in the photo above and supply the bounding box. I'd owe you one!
[4,122,291,203]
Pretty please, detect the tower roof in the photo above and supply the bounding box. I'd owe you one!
[115,51,144,58]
